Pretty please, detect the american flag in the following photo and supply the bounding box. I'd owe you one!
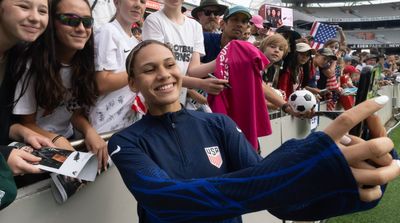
[309,22,337,49]
[131,93,147,115]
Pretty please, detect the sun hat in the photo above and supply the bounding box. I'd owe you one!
[191,0,227,20]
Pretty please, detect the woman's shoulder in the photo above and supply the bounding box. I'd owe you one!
[186,110,235,127]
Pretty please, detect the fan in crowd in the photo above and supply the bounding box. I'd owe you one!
[191,0,227,33]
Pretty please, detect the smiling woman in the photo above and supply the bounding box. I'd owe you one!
[0,0,53,210]
[110,40,400,223]
[126,40,182,115]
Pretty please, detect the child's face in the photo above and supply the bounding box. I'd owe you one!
[0,0,48,43]
[115,0,145,24]
[351,73,360,82]
[55,0,92,52]
[163,0,183,9]
[242,27,251,40]
[129,43,182,114]
[263,43,285,64]
[297,51,311,65]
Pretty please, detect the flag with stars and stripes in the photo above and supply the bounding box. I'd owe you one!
[309,22,337,49]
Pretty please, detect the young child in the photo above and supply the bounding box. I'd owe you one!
[89,0,146,133]
[109,39,400,223]
[339,65,358,110]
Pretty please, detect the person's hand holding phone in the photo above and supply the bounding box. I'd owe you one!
[324,96,400,202]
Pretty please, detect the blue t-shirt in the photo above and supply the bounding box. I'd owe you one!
[201,32,222,63]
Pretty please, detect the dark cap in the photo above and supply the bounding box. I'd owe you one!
[275,25,301,40]
[365,53,378,61]
[191,0,228,20]
[223,5,251,21]
[317,48,337,60]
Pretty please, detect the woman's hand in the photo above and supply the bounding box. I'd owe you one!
[84,128,108,171]
[200,78,229,95]
[323,95,400,202]
[7,149,42,176]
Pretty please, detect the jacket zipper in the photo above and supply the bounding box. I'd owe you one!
[167,114,187,166]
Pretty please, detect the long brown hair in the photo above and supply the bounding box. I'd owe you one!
[14,0,98,111]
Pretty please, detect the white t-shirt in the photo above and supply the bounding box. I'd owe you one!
[13,66,76,138]
[142,10,205,103]
[247,35,256,44]
[89,20,139,133]
[88,0,116,33]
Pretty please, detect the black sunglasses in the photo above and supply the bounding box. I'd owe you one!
[55,13,94,29]
[203,10,220,16]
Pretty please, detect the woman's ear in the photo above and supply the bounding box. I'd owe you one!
[128,78,138,93]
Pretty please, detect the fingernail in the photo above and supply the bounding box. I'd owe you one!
[396,160,400,168]
[340,135,352,145]
[374,95,389,105]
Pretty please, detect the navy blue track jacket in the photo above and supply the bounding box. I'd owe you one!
[108,108,384,223]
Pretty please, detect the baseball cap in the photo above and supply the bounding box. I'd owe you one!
[365,53,378,61]
[317,48,337,60]
[343,65,360,74]
[223,5,251,21]
[250,15,263,29]
[296,43,316,54]
[275,25,302,41]
[343,54,352,62]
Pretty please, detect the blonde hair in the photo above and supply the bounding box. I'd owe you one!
[259,34,289,56]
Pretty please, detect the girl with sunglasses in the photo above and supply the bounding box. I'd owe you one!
[0,0,53,209]
[88,0,146,134]
[12,0,109,170]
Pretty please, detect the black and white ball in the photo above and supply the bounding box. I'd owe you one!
[288,90,317,113]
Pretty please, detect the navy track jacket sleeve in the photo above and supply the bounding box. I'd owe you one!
[109,126,382,222]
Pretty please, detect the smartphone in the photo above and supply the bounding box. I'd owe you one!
[349,66,374,137]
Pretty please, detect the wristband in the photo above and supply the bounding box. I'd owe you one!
[281,103,290,113]
[52,135,63,143]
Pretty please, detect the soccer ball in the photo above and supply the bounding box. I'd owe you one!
[288,90,317,113]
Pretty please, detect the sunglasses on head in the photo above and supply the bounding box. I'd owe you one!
[203,10,219,16]
[55,13,94,29]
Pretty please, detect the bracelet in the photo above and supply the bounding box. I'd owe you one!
[281,103,290,113]
[52,135,63,143]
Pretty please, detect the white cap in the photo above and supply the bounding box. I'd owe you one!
[296,43,316,54]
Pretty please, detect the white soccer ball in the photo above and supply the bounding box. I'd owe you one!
[288,90,317,113]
